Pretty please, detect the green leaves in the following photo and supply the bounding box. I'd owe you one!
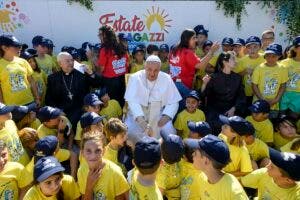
[66,0,93,11]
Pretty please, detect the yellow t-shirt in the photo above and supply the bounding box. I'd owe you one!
[51,55,59,71]
[75,121,82,141]
[23,174,81,200]
[35,54,55,76]
[180,160,204,200]
[103,144,127,175]
[82,60,94,71]
[32,71,47,106]
[195,46,205,58]
[130,62,144,74]
[156,161,181,199]
[0,57,34,105]
[0,162,31,200]
[37,124,57,139]
[129,169,163,200]
[273,131,293,150]
[77,159,130,198]
[252,63,289,110]
[199,173,248,200]
[280,138,300,154]
[280,58,300,92]
[208,54,219,67]
[219,133,253,173]
[0,120,29,165]
[174,109,206,139]
[246,116,274,143]
[241,168,300,200]
[161,61,169,73]
[29,119,42,130]
[99,100,122,120]
[246,138,269,161]
[233,55,265,96]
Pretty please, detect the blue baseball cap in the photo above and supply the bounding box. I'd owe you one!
[84,93,103,106]
[66,47,80,59]
[97,87,108,98]
[12,102,37,123]
[118,33,130,41]
[20,50,37,60]
[34,156,65,182]
[44,38,55,48]
[160,130,184,164]
[134,136,161,169]
[293,36,300,47]
[82,42,93,50]
[186,90,200,101]
[249,99,270,113]
[246,36,261,46]
[265,43,282,56]
[203,40,213,48]
[37,37,50,47]
[32,35,44,46]
[184,134,230,165]
[0,34,22,47]
[219,115,254,135]
[234,38,245,46]
[0,103,15,115]
[37,106,62,123]
[80,112,104,129]
[159,44,169,52]
[193,25,208,36]
[269,148,300,181]
[187,121,212,136]
[35,136,58,157]
[132,45,145,55]
[222,37,234,45]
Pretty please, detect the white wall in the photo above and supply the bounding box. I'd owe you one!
[0,0,288,53]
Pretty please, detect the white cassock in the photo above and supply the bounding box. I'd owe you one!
[124,70,182,145]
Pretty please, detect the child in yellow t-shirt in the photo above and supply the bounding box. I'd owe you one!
[20,50,47,106]
[103,118,128,175]
[0,140,32,200]
[280,138,300,154]
[241,148,300,200]
[130,45,145,73]
[252,43,289,112]
[157,130,184,199]
[246,99,274,145]
[218,115,253,177]
[174,90,206,139]
[233,38,246,61]
[187,120,212,139]
[77,133,130,199]
[0,103,29,165]
[130,136,163,200]
[185,135,248,200]
[23,156,80,200]
[98,87,122,120]
[75,93,104,146]
[12,103,41,130]
[159,44,170,73]
[18,127,39,158]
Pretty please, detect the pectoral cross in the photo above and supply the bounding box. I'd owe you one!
[68,91,73,100]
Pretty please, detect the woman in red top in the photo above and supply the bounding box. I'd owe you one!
[169,29,219,111]
[97,25,129,107]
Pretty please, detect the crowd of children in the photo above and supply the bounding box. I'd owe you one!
[0,23,300,199]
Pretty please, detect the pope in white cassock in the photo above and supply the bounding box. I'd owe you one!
[124,55,182,145]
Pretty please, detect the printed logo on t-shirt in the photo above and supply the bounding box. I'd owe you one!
[263,77,278,96]
[94,191,106,200]
[0,182,15,199]
[36,81,44,96]
[169,55,181,78]
[287,71,300,89]
[40,66,52,76]
[9,73,26,92]
[5,136,24,162]
[180,176,193,200]
[112,57,127,75]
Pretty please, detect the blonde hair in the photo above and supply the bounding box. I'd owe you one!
[18,127,39,148]
[80,131,107,150]
[104,118,127,139]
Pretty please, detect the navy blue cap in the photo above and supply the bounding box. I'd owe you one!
[98,87,108,98]
[0,103,15,115]
[265,43,282,56]
[0,35,22,47]
[80,112,104,129]
[66,47,80,59]
[84,93,103,106]
[249,99,270,113]
[159,44,169,52]
[132,45,145,55]
[44,38,55,48]
[61,46,69,52]
[37,106,62,123]
[34,156,65,182]
[160,130,184,164]
[203,40,213,48]
[219,115,254,135]
[246,36,261,46]
[134,136,161,169]
[35,136,58,157]
[20,50,37,60]
[293,36,300,47]
[184,134,230,165]
[187,121,212,136]
[12,102,37,123]
[32,35,44,46]
[82,42,93,50]
[27,48,37,55]
[186,90,200,101]
[222,37,234,45]
[234,38,245,46]
[36,37,49,46]
[193,25,208,36]
[269,148,300,181]
[118,33,130,41]
[93,43,101,51]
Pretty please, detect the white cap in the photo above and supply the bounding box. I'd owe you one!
[146,55,161,64]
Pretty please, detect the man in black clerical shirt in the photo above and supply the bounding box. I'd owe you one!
[45,52,102,129]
